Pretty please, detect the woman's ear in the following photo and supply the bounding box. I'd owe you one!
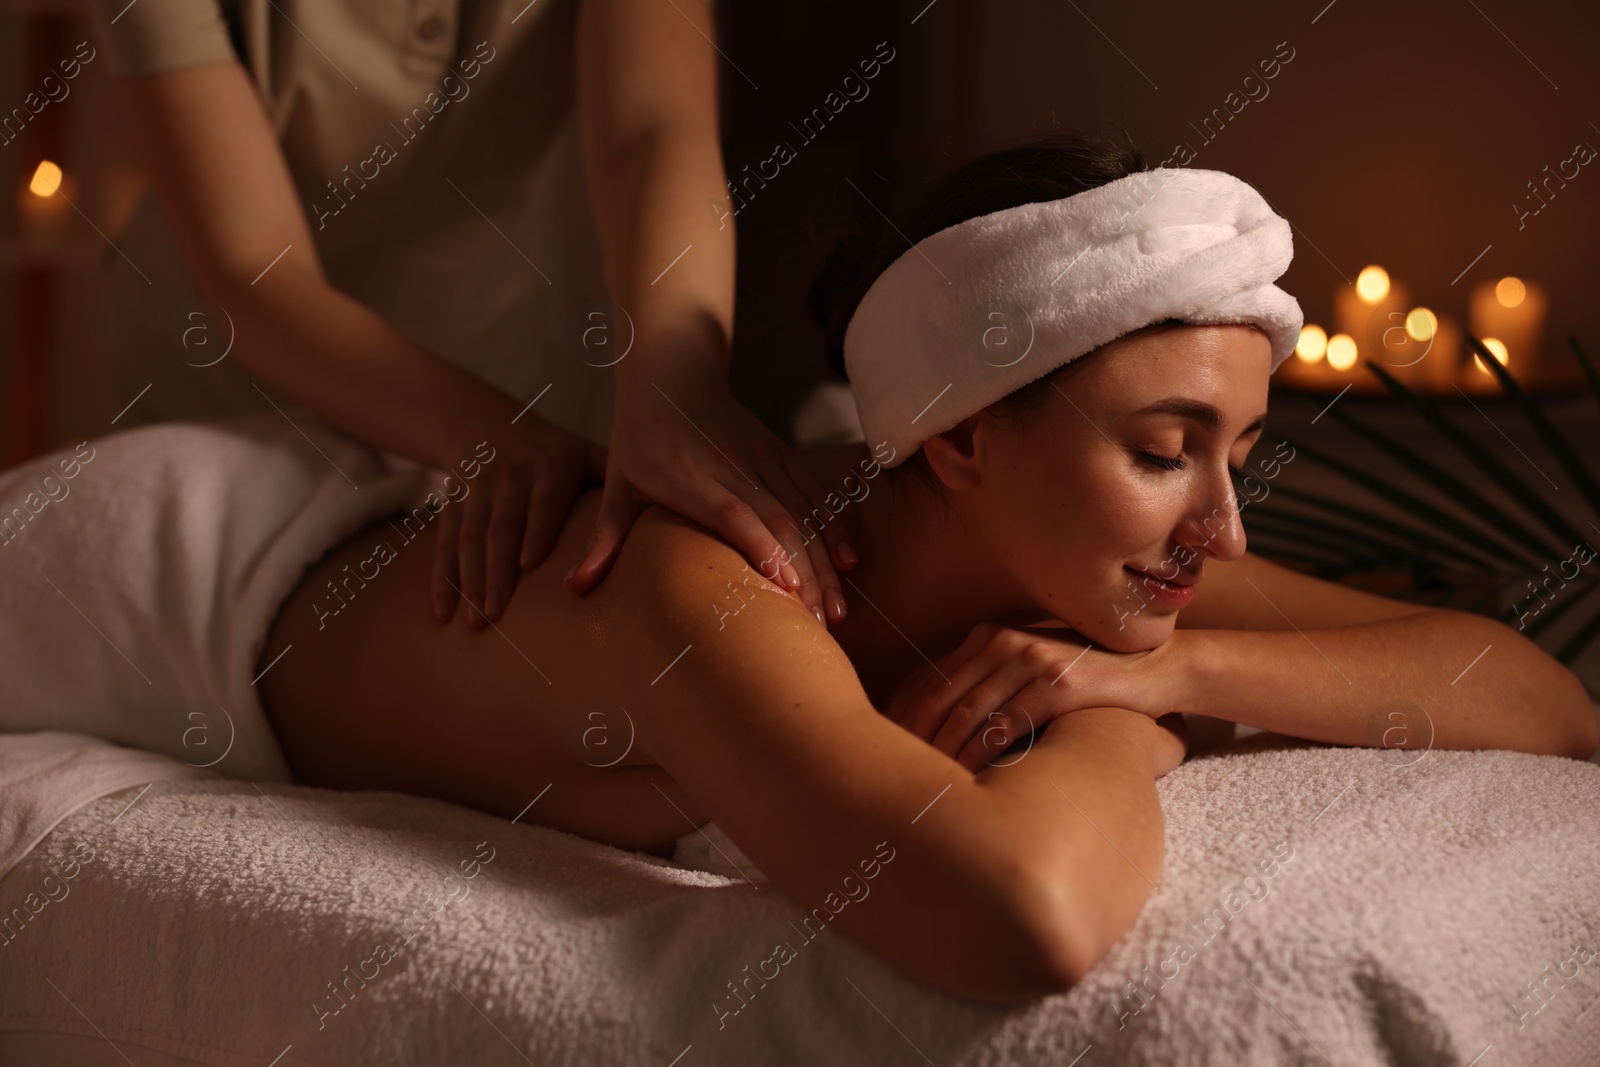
[920,414,985,491]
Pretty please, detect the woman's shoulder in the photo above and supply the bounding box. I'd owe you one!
[615,503,806,620]
[583,501,848,712]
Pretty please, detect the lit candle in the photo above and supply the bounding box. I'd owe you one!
[1333,265,1413,390]
[1468,276,1547,385]
[1456,336,1510,396]
[1275,324,1331,390]
[29,160,62,196]
[1376,306,1461,392]
[17,159,73,236]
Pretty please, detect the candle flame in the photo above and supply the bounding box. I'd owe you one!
[1356,266,1390,304]
[1474,337,1509,373]
[29,160,63,197]
[1296,325,1328,363]
[1327,334,1358,370]
[1404,308,1436,342]
[1494,276,1526,308]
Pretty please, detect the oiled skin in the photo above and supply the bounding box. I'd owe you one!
[261,489,718,855]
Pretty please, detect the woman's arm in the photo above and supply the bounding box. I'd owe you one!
[604,510,1177,1002]
[1170,552,1598,757]
[569,0,852,623]
[894,551,1595,767]
[111,61,597,627]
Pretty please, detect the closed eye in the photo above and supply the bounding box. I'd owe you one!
[1137,451,1246,478]
[1136,450,1184,472]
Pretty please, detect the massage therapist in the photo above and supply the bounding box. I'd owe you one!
[86,0,854,629]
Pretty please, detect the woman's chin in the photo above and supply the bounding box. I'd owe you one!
[1090,615,1177,654]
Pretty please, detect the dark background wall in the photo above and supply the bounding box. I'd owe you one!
[716,0,1600,429]
[3,0,1597,447]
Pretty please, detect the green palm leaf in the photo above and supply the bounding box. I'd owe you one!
[1570,336,1600,405]
[1275,432,1547,571]
[1554,581,1600,662]
[1462,335,1600,522]
[1359,363,1584,555]
[1250,335,1600,672]
[1519,572,1600,640]
[1259,482,1504,572]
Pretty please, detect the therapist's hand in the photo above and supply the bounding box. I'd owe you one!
[564,370,857,626]
[432,414,605,630]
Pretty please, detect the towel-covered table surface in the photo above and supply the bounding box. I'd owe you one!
[1,730,1596,1066]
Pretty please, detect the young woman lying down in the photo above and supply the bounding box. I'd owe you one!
[257,133,1598,1004]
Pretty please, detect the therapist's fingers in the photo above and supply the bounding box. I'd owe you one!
[731,478,835,623]
[760,458,846,624]
[522,457,583,580]
[564,470,648,594]
[431,500,464,624]
[455,481,492,630]
[482,467,533,624]
[691,474,807,598]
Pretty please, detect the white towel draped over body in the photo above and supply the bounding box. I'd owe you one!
[0,413,434,871]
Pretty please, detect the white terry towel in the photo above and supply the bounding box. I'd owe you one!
[843,167,1303,465]
[0,412,434,788]
[0,732,216,878]
[1,735,1597,1065]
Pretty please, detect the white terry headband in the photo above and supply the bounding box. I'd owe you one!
[842,167,1304,467]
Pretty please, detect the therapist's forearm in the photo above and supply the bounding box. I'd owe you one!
[585,128,736,387]
[210,264,521,469]
[1168,611,1597,758]
[576,0,735,388]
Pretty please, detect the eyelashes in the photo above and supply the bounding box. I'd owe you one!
[1136,451,1247,479]
[1137,451,1185,472]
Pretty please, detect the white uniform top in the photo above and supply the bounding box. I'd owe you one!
[86,0,616,444]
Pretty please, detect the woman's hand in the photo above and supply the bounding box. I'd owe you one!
[563,370,857,626]
[432,414,606,629]
[889,622,1181,772]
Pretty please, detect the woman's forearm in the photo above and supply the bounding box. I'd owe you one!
[1168,611,1597,758]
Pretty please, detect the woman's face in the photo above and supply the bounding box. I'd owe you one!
[956,323,1272,652]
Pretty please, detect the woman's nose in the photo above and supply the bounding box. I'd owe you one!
[1178,475,1247,562]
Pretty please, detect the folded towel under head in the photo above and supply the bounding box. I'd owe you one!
[842,167,1304,466]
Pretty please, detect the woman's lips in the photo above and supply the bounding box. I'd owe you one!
[1125,565,1196,608]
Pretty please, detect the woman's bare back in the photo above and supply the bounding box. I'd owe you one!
[258,489,715,854]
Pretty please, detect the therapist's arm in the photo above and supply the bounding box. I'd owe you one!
[109,60,597,629]
[569,0,856,626]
